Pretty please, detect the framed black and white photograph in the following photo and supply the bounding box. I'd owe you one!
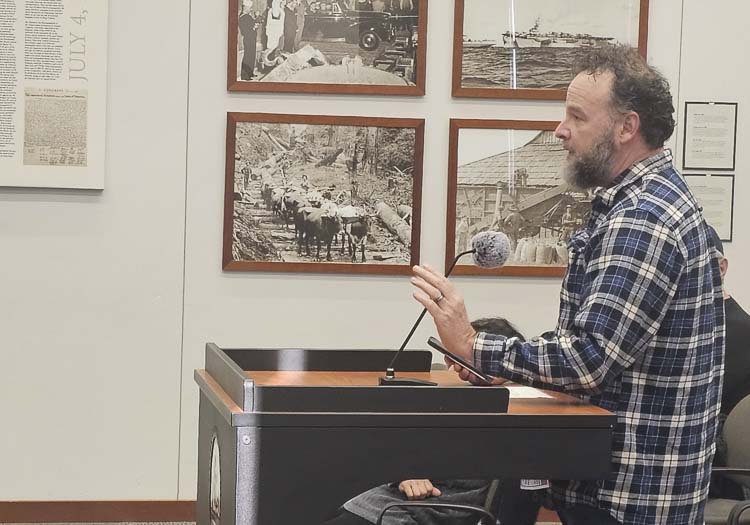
[224,113,424,274]
[683,102,738,171]
[447,119,593,277]
[452,0,649,100]
[228,0,427,96]
[684,174,734,242]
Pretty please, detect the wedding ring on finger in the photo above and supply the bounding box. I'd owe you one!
[434,292,445,304]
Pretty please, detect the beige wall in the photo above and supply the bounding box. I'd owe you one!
[0,0,746,501]
[0,0,189,499]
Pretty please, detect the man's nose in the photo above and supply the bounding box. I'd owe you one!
[554,121,568,140]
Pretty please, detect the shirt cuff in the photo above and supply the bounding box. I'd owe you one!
[472,331,507,372]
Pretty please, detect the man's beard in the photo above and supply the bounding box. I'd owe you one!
[562,129,616,190]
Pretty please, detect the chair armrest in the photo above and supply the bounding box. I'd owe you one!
[728,500,750,525]
[375,501,495,525]
[712,467,750,479]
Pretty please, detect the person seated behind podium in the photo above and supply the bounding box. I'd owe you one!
[323,317,541,525]
[706,225,750,500]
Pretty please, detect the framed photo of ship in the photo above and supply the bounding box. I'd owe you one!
[446,119,594,277]
[224,112,424,275]
[228,0,428,96]
[452,0,649,100]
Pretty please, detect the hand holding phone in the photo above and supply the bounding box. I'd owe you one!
[427,336,493,384]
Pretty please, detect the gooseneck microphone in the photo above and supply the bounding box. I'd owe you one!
[379,231,511,386]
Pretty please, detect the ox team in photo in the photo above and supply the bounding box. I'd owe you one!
[224,113,424,274]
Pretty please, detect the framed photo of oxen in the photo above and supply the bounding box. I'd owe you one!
[228,0,427,95]
[446,119,593,277]
[224,113,424,274]
[452,0,649,100]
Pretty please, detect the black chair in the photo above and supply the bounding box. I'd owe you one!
[705,395,750,525]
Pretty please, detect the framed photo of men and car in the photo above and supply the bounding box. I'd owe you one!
[228,0,427,95]
[222,0,651,278]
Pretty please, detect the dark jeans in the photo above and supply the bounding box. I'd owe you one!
[557,505,622,525]
[497,481,541,525]
[321,509,371,525]
[322,482,543,525]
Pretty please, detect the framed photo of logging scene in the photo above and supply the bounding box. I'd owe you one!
[224,112,424,275]
[228,0,427,96]
[452,0,649,100]
[447,119,593,277]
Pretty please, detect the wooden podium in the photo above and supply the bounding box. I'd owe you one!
[195,343,615,525]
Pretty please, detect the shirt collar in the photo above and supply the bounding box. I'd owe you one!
[593,149,673,210]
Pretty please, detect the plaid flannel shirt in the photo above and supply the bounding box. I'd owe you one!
[473,150,725,524]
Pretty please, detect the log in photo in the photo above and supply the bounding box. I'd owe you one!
[224,113,424,275]
[446,119,593,277]
[229,0,427,96]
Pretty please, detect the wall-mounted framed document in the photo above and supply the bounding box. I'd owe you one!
[684,173,734,242]
[683,102,738,172]
[0,0,108,189]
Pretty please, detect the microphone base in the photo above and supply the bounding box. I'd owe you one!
[378,376,437,387]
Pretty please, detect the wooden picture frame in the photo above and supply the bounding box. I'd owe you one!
[228,0,428,96]
[452,0,649,100]
[446,119,591,277]
[224,112,424,274]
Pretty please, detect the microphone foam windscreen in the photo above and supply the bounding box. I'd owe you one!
[471,231,511,269]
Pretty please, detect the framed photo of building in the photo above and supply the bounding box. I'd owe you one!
[447,119,592,277]
[228,0,427,96]
[225,112,424,274]
[452,0,649,100]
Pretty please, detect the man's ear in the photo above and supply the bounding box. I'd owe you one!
[618,111,641,145]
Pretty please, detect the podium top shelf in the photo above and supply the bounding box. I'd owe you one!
[196,344,614,427]
[246,369,610,415]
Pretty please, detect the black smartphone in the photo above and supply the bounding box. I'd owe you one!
[427,336,494,384]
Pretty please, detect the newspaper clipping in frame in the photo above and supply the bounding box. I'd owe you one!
[0,0,107,189]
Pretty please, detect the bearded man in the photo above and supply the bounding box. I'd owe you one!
[410,46,725,525]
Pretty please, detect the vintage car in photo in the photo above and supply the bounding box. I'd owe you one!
[303,0,395,51]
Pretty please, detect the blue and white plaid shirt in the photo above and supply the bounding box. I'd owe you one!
[473,150,725,524]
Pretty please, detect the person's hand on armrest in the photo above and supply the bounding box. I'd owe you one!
[398,479,441,500]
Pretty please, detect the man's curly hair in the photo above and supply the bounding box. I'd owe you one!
[573,45,675,148]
